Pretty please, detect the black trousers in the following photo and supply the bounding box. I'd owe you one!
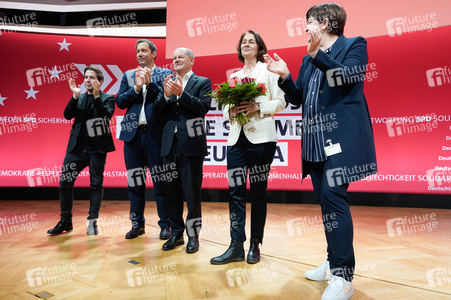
[309,160,355,282]
[59,149,107,222]
[163,134,204,237]
[124,126,168,228]
[227,130,277,244]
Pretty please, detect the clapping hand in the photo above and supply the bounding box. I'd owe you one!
[263,53,290,79]
[68,78,81,99]
[164,74,183,97]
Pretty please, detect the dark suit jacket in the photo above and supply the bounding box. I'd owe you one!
[279,35,377,183]
[116,67,173,143]
[64,91,115,154]
[154,73,212,157]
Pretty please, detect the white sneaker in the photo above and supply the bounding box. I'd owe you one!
[321,275,354,300]
[87,219,99,235]
[305,261,331,281]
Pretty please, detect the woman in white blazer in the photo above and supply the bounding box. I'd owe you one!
[210,30,286,265]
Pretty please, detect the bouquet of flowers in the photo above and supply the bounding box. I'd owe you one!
[210,77,267,126]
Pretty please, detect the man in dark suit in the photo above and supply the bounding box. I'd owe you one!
[116,39,173,240]
[47,66,115,236]
[154,47,211,253]
[265,3,377,300]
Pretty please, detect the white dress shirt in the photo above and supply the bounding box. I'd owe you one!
[135,66,155,125]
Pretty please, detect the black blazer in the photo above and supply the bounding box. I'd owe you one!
[64,91,116,154]
[279,35,377,183]
[154,73,212,157]
[116,67,173,143]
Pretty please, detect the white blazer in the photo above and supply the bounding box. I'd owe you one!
[224,61,286,146]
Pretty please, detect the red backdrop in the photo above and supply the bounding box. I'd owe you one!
[0,25,450,194]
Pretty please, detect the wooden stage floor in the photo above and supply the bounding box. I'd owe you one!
[0,200,450,299]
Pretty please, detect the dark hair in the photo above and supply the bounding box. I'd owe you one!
[136,39,157,59]
[237,30,267,63]
[83,66,103,82]
[306,3,346,36]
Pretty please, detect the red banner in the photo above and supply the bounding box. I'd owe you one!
[0,25,450,194]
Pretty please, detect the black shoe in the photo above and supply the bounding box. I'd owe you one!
[162,234,184,251]
[159,227,172,240]
[247,238,260,264]
[47,221,73,235]
[210,240,245,265]
[125,226,145,239]
[186,237,199,253]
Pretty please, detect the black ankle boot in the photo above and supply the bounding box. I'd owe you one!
[210,240,245,265]
[247,238,260,264]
